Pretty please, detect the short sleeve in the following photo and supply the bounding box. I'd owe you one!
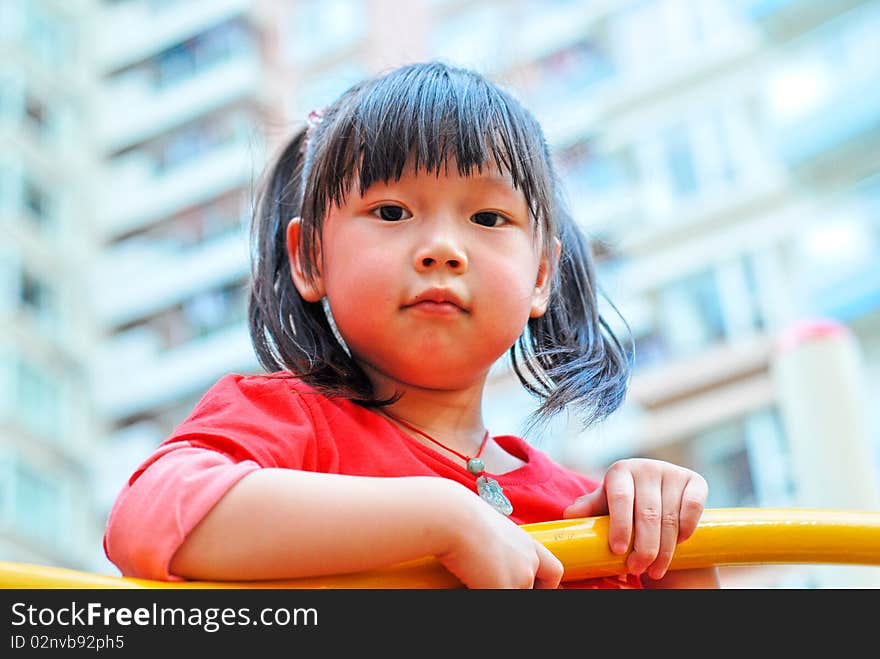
[103,374,318,581]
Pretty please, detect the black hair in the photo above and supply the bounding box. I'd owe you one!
[248,60,631,432]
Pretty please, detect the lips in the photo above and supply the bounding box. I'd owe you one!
[404,288,469,313]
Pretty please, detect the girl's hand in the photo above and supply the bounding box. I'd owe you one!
[437,485,564,589]
[562,458,708,580]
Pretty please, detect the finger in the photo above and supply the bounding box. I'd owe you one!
[626,470,662,575]
[533,544,564,589]
[677,474,708,542]
[604,466,635,555]
[645,473,683,580]
[562,485,608,519]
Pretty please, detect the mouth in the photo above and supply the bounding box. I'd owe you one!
[406,300,467,315]
[404,288,470,314]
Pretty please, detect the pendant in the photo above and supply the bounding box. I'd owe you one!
[476,475,513,517]
[467,457,485,474]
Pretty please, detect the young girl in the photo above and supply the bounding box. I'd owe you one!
[104,61,719,589]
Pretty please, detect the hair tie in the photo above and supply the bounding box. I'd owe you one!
[306,107,326,138]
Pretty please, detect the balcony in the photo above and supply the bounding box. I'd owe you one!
[766,72,880,182]
[502,0,617,73]
[745,0,865,41]
[98,51,261,153]
[599,28,760,126]
[617,172,790,257]
[98,137,259,240]
[811,261,880,322]
[92,323,257,421]
[92,229,249,328]
[95,0,252,73]
[800,208,880,322]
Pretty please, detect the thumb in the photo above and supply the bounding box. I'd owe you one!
[532,544,564,589]
[562,485,609,519]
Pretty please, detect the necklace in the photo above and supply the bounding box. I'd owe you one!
[382,411,514,517]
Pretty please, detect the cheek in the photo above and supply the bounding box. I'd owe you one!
[326,266,393,311]
[322,252,398,343]
[478,258,540,348]
[321,222,390,296]
[484,250,540,309]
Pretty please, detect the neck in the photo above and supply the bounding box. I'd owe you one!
[360,363,488,456]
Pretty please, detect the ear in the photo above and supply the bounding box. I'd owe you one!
[529,236,561,318]
[286,217,325,302]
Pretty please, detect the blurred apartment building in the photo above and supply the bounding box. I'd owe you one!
[85,0,264,563]
[2,0,879,587]
[1,0,101,570]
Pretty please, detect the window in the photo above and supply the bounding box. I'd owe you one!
[182,285,240,339]
[294,63,366,120]
[23,178,50,226]
[154,19,253,89]
[117,191,245,249]
[430,4,505,71]
[708,440,755,507]
[706,111,737,185]
[12,460,62,545]
[657,268,726,357]
[153,111,245,173]
[16,359,61,440]
[26,3,70,69]
[608,0,668,72]
[562,145,633,197]
[0,454,10,527]
[285,0,365,64]
[713,257,765,338]
[116,281,248,351]
[19,271,45,311]
[690,409,793,508]
[515,38,616,123]
[24,95,48,135]
[741,255,765,332]
[663,124,699,198]
[636,108,748,217]
[610,0,743,73]
[19,269,57,333]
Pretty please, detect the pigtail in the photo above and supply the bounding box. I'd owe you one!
[511,196,633,435]
[247,128,376,399]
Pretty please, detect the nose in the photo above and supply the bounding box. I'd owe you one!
[413,224,468,274]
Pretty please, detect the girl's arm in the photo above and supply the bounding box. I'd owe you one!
[168,468,563,588]
[641,567,721,589]
[169,469,458,580]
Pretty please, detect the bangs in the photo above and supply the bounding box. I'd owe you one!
[302,62,553,232]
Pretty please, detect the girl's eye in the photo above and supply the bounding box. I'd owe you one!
[371,205,412,222]
[471,211,506,227]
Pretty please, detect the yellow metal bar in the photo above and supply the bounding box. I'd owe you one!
[2,507,879,589]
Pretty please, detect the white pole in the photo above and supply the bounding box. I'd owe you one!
[771,318,880,587]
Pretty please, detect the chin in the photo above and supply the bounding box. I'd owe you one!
[364,358,491,392]
[350,343,503,391]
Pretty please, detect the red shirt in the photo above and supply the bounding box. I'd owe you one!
[103,372,641,588]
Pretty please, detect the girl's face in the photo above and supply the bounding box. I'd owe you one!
[289,162,556,393]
